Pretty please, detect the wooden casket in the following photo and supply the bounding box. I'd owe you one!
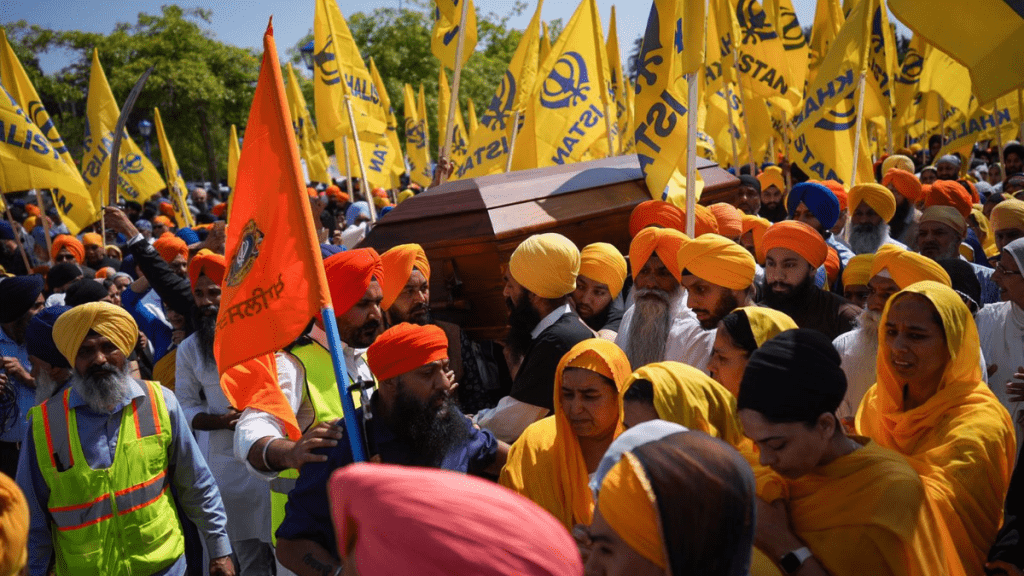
[359,154,740,340]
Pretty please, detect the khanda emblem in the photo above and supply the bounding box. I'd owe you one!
[405,117,425,147]
[815,90,858,131]
[735,0,778,45]
[869,7,886,55]
[897,49,924,86]
[777,5,806,51]
[635,3,663,89]
[540,52,590,110]
[481,71,516,130]
[120,152,144,175]
[226,219,265,287]
[314,37,341,86]
[27,101,69,156]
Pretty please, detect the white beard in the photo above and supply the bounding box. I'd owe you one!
[623,286,683,370]
[34,369,65,404]
[854,309,881,353]
[70,364,132,413]
[849,222,890,255]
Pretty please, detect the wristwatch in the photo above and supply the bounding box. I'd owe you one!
[779,546,813,574]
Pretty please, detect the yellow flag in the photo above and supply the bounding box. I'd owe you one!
[466,97,478,140]
[888,0,1024,105]
[634,0,705,204]
[404,84,432,186]
[762,0,808,106]
[438,67,470,168]
[313,0,388,142]
[807,0,844,85]
[417,83,430,152]
[894,34,925,129]
[540,22,552,65]
[82,50,164,205]
[285,63,331,183]
[369,58,405,178]
[606,6,627,155]
[513,0,609,170]
[917,43,972,124]
[706,83,748,166]
[458,1,542,179]
[938,92,1020,159]
[228,124,240,190]
[0,29,95,233]
[346,136,399,193]
[432,0,478,70]
[622,78,636,154]
[860,0,899,125]
[152,107,194,229]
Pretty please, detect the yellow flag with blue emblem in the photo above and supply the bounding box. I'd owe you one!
[0,29,95,233]
[938,91,1020,159]
[894,34,925,130]
[404,83,432,187]
[82,50,164,205]
[438,66,469,167]
[313,0,388,142]
[432,0,478,70]
[606,6,626,155]
[285,63,331,184]
[634,0,705,204]
[888,0,1024,105]
[153,107,194,228]
[513,0,608,170]
[369,58,405,179]
[807,0,843,86]
[762,0,808,107]
[459,1,542,178]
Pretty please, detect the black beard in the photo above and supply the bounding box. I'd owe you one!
[192,305,219,366]
[759,202,789,223]
[387,384,467,466]
[391,303,432,327]
[763,274,815,310]
[698,291,740,330]
[889,200,912,238]
[506,291,541,359]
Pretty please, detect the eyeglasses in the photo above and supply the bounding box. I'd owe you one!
[996,262,1022,276]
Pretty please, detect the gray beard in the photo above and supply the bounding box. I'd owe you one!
[854,309,881,352]
[34,369,65,404]
[623,287,681,370]
[849,222,889,255]
[70,363,133,413]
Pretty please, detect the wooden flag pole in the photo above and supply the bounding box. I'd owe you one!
[782,110,793,191]
[4,203,32,272]
[339,136,352,196]
[505,110,522,173]
[885,114,893,155]
[604,104,616,158]
[344,96,376,224]
[35,190,52,260]
[685,72,699,238]
[850,71,868,187]
[438,0,472,185]
[996,117,1006,171]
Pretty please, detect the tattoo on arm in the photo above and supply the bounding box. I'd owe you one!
[302,552,335,576]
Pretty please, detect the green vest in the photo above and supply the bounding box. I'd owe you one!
[30,380,184,576]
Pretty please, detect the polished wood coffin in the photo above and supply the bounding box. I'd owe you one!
[359,154,740,340]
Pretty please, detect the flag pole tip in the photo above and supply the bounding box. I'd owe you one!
[266,16,274,35]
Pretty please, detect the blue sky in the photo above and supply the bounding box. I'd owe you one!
[1,0,910,77]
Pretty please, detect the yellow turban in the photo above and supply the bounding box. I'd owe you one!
[881,154,914,175]
[509,233,580,298]
[842,253,875,287]
[991,199,1024,232]
[739,306,798,348]
[708,203,743,238]
[741,215,770,265]
[397,190,415,204]
[629,228,688,282]
[676,234,756,290]
[757,165,785,192]
[579,243,628,298]
[53,302,139,368]
[920,205,967,236]
[0,472,28,576]
[598,453,666,569]
[870,244,951,289]
[380,244,431,310]
[849,183,897,222]
[374,196,392,209]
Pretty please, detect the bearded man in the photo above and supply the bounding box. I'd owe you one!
[0,274,45,478]
[847,183,906,254]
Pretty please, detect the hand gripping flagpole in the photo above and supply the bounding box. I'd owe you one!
[319,305,367,462]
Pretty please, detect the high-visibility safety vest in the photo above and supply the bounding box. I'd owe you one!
[270,341,373,544]
[30,380,184,575]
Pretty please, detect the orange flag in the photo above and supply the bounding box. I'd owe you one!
[216,18,332,440]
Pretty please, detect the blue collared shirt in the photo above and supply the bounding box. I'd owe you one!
[16,379,232,576]
[0,327,33,443]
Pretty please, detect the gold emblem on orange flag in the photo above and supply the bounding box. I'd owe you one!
[226,219,265,287]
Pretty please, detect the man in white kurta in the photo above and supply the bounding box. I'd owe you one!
[978,237,1024,447]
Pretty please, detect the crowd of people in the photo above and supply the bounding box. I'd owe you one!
[2,138,1024,576]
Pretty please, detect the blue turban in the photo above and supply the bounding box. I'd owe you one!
[787,182,840,229]
[379,206,394,217]
[176,227,200,245]
[25,305,72,368]
[135,219,153,231]
[0,221,14,241]
[346,201,370,225]
[119,254,138,279]
[0,275,44,323]
[320,243,346,259]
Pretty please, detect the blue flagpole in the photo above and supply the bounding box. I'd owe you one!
[319,306,367,462]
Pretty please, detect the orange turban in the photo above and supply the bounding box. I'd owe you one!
[629,227,688,281]
[882,168,923,202]
[629,200,684,237]
[822,180,848,211]
[306,186,318,198]
[24,204,40,217]
[920,205,968,236]
[153,235,188,264]
[324,248,384,314]
[870,244,951,289]
[51,235,84,264]
[212,203,228,218]
[380,244,431,310]
[824,247,840,286]
[741,215,770,264]
[842,253,874,287]
[677,234,756,290]
[688,204,720,236]
[81,232,103,247]
[366,323,448,381]
[849,183,897,222]
[925,180,972,218]
[188,249,226,288]
[326,184,342,198]
[579,242,628,298]
[153,215,174,228]
[958,180,979,204]
[708,203,743,238]
[762,220,828,268]
[158,203,176,218]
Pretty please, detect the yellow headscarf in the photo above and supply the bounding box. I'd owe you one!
[53,302,138,368]
[881,154,915,175]
[676,234,756,290]
[597,453,666,569]
[0,473,28,576]
[579,243,628,298]
[869,244,951,289]
[509,233,580,299]
[856,281,1015,575]
[969,208,998,258]
[842,253,874,288]
[397,190,415,204]
[739,307,798,348]
[499,339,631,529]
[990,199,1024,233]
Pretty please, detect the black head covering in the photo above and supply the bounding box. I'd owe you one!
[937,258,982,312]
[738,174,762,193]
[46,263,83,292]
[63,279,110,307]
[25,305,72,368]
[0,275,44,323]
[737,328,846,422]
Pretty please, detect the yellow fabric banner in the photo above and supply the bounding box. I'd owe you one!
[153,107,194,229]
[938,91,1020,160]
[466,97,478,140]
[285,64,331,184]
[807,0,843,86]
[228,124,240,190]
[438,66,469,167]
[82,50,164,205]
[404,84,432,187]
[432,0,478,70]
[368,58,405,178]
[606,6,627,155]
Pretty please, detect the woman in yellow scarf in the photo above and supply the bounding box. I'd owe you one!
[499,339,631,529]
[857,281,1016,575]
[707,307,798,397]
